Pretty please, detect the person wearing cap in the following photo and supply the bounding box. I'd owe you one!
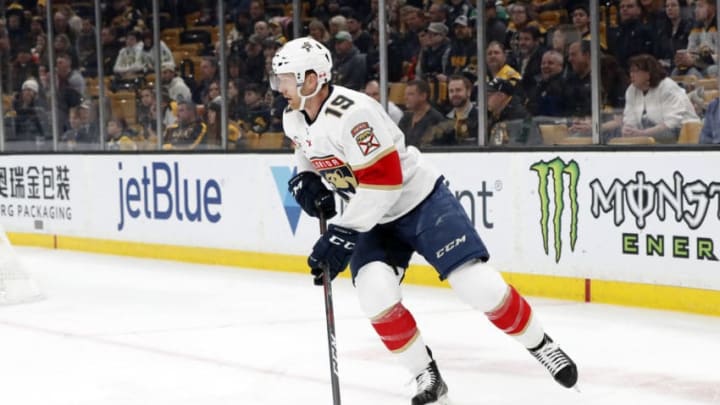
[487,77,535,145]
[447,0,474,33]
[447,15,477,77]
[418,22,451,80]
[332,30,367,90]
[161,62,192,103]
[9,79,50,149]
[162,100,207,150]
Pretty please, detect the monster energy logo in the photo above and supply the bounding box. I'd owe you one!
[530,158,580,263]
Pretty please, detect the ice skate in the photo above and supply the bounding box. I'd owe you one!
[411,348,450,405]
[529,334,578,388]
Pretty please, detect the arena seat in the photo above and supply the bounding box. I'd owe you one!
[677,121,703,144]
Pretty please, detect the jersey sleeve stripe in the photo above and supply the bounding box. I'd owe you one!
[353,148,403,187]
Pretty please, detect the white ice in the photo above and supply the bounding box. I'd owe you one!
[1,247,719,405]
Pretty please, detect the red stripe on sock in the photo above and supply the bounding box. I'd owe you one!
[485,286,532,335]
[371,303,418,351]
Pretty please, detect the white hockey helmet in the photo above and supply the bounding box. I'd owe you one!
[270,37,333,108]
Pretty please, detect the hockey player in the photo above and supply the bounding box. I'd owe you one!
[272,37,578,404]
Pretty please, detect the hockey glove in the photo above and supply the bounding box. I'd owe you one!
[308,224,358,285]
[288,171,337,219]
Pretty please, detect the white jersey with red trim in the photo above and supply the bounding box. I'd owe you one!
[283,85,440,232]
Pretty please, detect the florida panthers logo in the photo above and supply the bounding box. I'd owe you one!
[310,156,358,201]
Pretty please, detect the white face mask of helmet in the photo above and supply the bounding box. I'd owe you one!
[270,37,333,111]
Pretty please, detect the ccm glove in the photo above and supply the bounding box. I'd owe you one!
[288,171,337,219]
[308,225,358,285]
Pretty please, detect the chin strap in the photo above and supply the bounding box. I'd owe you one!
[297,82,324,111]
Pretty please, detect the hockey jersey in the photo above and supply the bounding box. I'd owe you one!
[283,85,440,232]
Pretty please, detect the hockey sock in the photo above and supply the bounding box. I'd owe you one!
[372,302,419,351]
[371,302,431,374]
[486,285,531,335]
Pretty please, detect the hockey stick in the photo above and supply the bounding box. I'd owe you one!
[317,207,342,405]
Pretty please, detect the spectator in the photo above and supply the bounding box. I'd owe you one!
[345,11,372,54]
[163,100,207,150]
[550,25,581,60]
[447,0,474,29]
[676,0,718,77]
[61,104,96,150]
[195,56,220,104]
[113,30,143,78]
[366,24,403,82]
[505,2,545,55]
[364,80,403,124]
[308,19,331,46]
[656,0,692,71]
[139,30,174,72]
[53,33,79,69]
[398,79,446,147]
[428,3,449,25]
[9,79,49,146]
[254,20,271,43]
[607,0,655,70]
[526,50,567,117]
[333,31,367,90]
[510,26,545,96]
[9,44,38,92]
[106,117,140,151]
[417,23,451,80]
[441,74,478,145]
[486,41,522,96]
[268,17,288,45]
[397,6,425,63]
[699,97,720,143]
[228,79,246,121]
[244,35,266,84]
[161,62,192,102]
[564,40,592,118]
[484,1,507,46]
[239,83,271,134]
[447,16,477,78]
[622,54,699,143]
[487,77,535,145]
[204,97,241,149]
[571,3,607,50]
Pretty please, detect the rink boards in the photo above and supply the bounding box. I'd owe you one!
[1,151,718,315]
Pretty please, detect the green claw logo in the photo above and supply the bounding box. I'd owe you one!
[530,158,580,263]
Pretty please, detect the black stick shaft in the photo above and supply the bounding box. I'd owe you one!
[318,212,341,404]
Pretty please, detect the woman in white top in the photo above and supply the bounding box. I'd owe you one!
[622,53,699,143]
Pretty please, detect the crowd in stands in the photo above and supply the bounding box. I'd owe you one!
[1,0,719,151]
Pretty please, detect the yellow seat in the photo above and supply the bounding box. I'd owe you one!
[704,89,719,102]
[554,136,593,145]
[538,124,569,145]
[608,136,656,145]
[254,132,286,149]
[678,121,703,144]
[110,92,137,125]
[388,82,406,106]
[696,78,718,90]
